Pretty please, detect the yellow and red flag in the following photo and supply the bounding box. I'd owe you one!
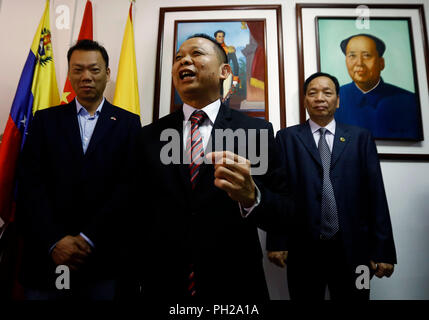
[113,1,140,115]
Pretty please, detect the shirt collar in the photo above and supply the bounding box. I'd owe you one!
[309,118,336,135]
[182,99,221,125]
[76,97,105,116]
[354,78,381,94]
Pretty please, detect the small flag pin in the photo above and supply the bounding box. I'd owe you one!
[340,137,346,142]
[110,116,117,121]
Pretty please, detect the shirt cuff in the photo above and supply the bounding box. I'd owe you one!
[80,232,95,248]
[48,233,95,254]
[49,242,57,254]
[239,184,261,218]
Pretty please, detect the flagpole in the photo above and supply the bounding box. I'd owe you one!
[131,0,135,20]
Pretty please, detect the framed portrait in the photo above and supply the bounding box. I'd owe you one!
[154,5,286,132]
[297,4,429,160]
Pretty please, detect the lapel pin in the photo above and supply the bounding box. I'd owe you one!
[340,137,346,142]
[110,116,117,121]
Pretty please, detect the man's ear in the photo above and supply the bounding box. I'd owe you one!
[380,57,385,71]
[336,96,340,109]
[106,67,111,81]
[220,64,232,80]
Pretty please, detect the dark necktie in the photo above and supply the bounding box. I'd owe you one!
[187,110,207,190]
[318,128,339,239]
[186,110,206,297]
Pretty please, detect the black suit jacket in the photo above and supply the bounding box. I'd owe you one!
[136,104,293,300]
[17,100,141,289]
[267,121,397,268]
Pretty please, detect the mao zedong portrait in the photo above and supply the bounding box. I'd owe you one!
[335,33,422,140]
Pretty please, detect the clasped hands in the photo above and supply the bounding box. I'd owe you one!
[370,260,394,278]
[206,151,256,208]
[51,234,92,271]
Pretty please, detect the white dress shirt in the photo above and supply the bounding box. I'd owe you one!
[309,118,336,152]
[182,99,220,151]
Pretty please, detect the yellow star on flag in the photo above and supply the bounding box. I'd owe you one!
[61,91,71,104]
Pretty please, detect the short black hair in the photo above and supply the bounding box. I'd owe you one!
[187,33,228,64]
[67,39,109,69]
[340,33,386,57]
[214,30,225,38]
[304,72,340,95]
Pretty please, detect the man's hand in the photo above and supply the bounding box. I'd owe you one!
[51,235,92,271]
[370,260,394,278]
[207,151,256,208]
[267,251,288,268]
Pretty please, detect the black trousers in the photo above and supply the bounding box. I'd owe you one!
[287,235,370,300]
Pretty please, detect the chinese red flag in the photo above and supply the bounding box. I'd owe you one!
[60,0,93,105]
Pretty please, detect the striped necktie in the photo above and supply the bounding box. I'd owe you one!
[186,110,207,297]
[318,127,339,239]
[187,110,207,189]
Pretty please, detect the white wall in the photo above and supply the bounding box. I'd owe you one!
[1,0,428,300]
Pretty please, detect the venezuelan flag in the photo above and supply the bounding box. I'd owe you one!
[0,0,59,226]
[113,1,140,116]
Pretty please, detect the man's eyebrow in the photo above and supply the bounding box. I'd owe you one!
[347,50,371,54]
[176,45,208,53]
[71,63,99,67]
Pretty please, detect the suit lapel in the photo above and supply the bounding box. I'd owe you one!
[167,108,194,197]
[176,110,192,184]
[62,100,84,157]
[296,121,322,167]
[210,103,231,134]
[331,122,350,169]
[85,100,117,157]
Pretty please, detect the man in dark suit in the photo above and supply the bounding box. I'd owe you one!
[17,40,141,299]
[137,34,292,300]
[267,72,396,300]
